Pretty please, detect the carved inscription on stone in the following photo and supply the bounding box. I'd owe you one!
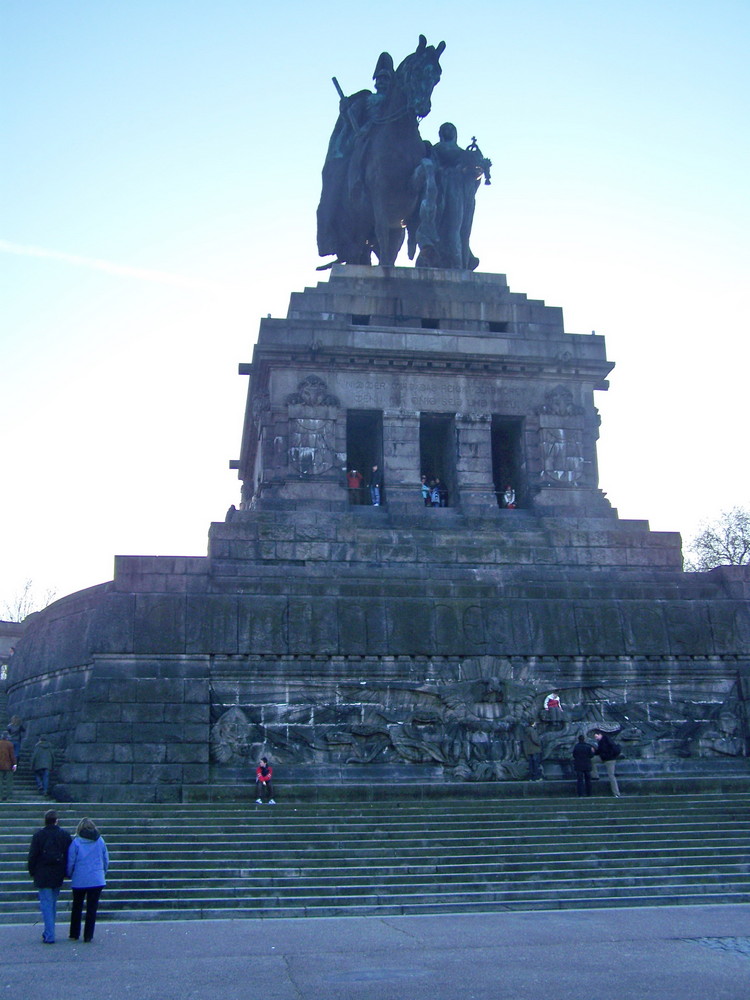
[338,374,527,413]
[342,377,390,407]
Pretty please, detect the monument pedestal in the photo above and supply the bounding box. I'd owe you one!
[238,265,615,519]
[6,266,750,800]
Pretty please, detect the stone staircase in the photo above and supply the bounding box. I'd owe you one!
[3,789,749,924]
[1,685,41,804]
[4,765,48,803]
[205,506,683,587]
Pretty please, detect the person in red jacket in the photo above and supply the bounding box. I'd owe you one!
[346,469,364,504]
[255,757,276,804]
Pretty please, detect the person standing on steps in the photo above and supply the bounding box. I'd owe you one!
[27,809,72,944]
[255,757,276,804]
[67,817,109,942]
[30,736,55,796]
[522,720,543,781]
[572,734,595,797]
[591,729,622,797]
[0,731,17,801]
[7,716,25,762]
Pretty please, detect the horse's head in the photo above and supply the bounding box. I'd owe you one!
[396,35,445,119]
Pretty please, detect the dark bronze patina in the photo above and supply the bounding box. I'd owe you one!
[317,36,491,270]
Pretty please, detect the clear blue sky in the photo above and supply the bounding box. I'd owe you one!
[2,0,749,605]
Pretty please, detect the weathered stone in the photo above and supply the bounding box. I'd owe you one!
[121,703,164,723]
[6,267,750,800]
[165,743,208,764]
[135,678,183,703]
[186,596,238,654]
[133,596,186,654]
[163,703,208,724]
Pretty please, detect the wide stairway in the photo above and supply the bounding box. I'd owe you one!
[3,790,750,923]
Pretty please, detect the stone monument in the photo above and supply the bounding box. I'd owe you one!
[5,40,749,801]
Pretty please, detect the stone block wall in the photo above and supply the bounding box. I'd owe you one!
[6,268,750,799]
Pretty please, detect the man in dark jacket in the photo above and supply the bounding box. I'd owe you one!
[522,721,543,781]
[27,809,72,943]
[30,737,54,796]
[592,729,622,797]
[572,734,594,796]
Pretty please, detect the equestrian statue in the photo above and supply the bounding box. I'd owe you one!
[317,36,491,271]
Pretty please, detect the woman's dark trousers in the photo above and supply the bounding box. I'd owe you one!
[69,886,103,941]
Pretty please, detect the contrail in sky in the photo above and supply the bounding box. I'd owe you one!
[0,239,226,291]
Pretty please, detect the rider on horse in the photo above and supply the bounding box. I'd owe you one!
[317,52,395,259]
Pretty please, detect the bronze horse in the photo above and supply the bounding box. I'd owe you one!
[320,36,445,267]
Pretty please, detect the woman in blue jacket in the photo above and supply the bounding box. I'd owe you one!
[67,817,109,942]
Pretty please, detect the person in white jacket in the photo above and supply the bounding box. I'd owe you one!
[543,692,564,723]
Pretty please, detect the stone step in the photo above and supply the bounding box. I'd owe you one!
[205,505,686,578]
[5,840,749,863]
[4,858,749,891]
[3,809,748,840]
[6,821,748,843]
[6,873,750,910]
[6,820,748,844]
[8,890,748,923]
[183,774,750,798]
[3,789,749,821]
[6,885,750,924]
[4,791,750,924]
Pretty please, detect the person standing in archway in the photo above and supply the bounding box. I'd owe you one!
[369,465,382,506]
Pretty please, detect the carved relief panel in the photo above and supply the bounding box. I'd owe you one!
[209,655,749,781]
[285,375,340,477]
[536,385,586,485]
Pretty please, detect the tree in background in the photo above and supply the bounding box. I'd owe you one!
[684,507,750,571]
[1,579,57,622]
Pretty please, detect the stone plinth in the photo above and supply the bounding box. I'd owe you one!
[6,268,750,800]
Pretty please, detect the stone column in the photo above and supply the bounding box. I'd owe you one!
[382,409,421,509]
[455,413,497,511]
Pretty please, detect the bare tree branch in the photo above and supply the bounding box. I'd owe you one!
[1,579,57,622]
[684,506,750,571]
